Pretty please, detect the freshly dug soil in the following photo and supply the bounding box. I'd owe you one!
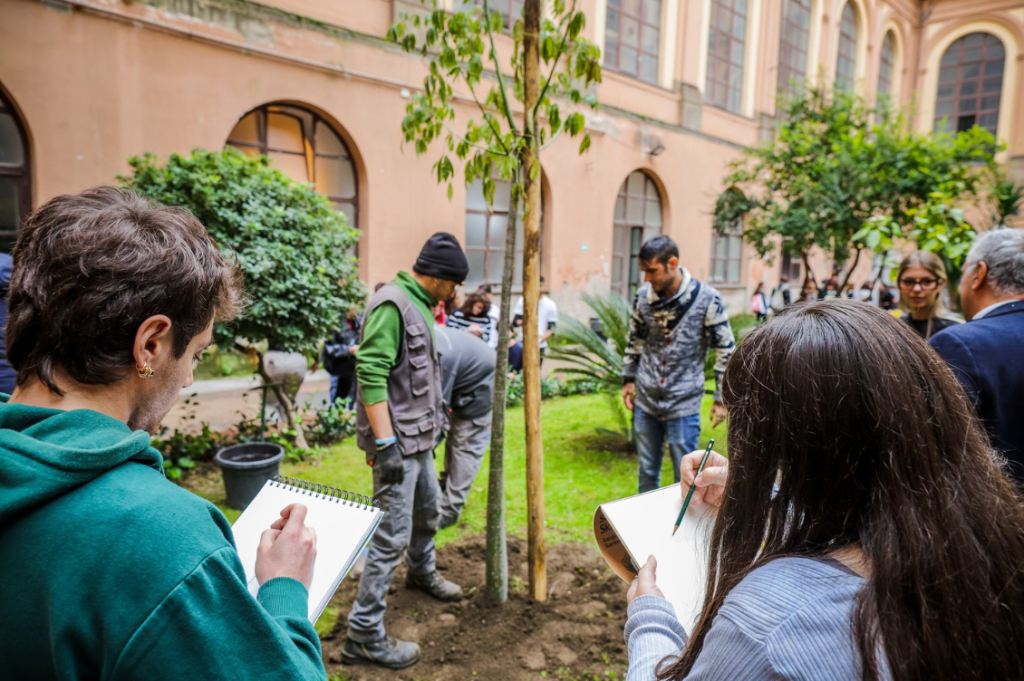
[321,536,632,681]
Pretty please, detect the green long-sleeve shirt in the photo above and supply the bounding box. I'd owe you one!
[0,399,327,681]
[356,270,437,405]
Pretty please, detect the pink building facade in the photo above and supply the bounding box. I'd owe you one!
[1,0,1022,318]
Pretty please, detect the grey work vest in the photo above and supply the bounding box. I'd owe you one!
[355,283,449,460]
[633,280,715,421]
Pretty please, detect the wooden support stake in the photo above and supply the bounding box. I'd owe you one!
[521,0,547,603]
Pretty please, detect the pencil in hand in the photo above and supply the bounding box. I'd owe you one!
[673,439,714,536]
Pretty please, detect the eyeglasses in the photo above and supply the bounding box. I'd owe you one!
[898,277,942,291]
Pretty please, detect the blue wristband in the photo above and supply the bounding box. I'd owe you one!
[375,436,397,451]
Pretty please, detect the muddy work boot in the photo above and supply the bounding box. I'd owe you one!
[405,570,464,601]
[341,636,420,670]
[437,512,459,530]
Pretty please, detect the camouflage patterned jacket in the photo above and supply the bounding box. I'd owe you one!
[622,268,735,420]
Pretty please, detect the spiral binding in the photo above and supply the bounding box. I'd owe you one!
[271,475,381,509]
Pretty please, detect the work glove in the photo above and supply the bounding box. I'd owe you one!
[374,442,405,486]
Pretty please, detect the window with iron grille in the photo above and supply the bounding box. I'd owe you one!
[464,178,542,291]
[0,87,31,254]
[706,0,748,113]
[605,0,661,85]
[834,3,858,92]
[226,104,358,227]
[934,33,1004,136]
[877,31,895,98]
[612,170,663,301]
[710,227,743,284]
[776,0,811,99]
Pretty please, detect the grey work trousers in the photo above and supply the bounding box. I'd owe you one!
[440,412,492,520]
[347,450,441,642]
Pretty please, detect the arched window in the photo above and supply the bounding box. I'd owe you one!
[835,3,858,92]
[706,0,748,112]
[776,0,811,98]
[464,178,542,290]
[605,0,661,84]
[0,87,30,253]
[934,33,1005,136]
[612,170,663,301]
[226,104,358,225]
[877,31,896,98]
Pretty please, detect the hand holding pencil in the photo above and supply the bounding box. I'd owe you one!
[679,447,730,511]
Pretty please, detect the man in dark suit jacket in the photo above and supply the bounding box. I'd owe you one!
[930,228,1024,486]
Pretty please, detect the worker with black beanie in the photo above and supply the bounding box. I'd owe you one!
[345,232,468,670]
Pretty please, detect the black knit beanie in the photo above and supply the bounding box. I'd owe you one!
[413,232,470,282]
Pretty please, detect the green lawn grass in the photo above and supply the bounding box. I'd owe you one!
[199,389,727,545]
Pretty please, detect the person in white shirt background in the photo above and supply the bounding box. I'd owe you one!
[509,276,558,373]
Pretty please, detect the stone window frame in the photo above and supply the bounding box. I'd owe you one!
[710,225,744,285]
[0,87,31,254]
[776,0,811,99]
[605,0,662,85]
[612,170,664,301]
[933,32,1005,136]
[877,31,896,98]
[226,103,358,227]
[834,2,858,92]
[706,0,748,113]
[464,177,543,292]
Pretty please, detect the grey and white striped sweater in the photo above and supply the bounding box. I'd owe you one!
[624,557,888,680]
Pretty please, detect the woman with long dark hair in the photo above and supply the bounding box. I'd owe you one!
[624,301,1024,681]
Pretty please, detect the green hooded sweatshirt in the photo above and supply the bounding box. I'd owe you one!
[0,398,326,680]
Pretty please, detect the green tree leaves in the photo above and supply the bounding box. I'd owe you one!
[121,148,363,357]
[713,87,999,285]
[390,0,601,198]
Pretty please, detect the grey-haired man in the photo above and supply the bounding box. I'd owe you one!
[930,228,1024,487]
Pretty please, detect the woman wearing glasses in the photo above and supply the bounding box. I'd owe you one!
[895,251,961,339]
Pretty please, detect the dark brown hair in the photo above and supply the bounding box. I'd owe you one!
[8,187,244,394]
[661,300,1024,680]
[460,289,491,316]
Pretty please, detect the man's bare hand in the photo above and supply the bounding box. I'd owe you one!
[679,449,729,510]
[709,400,728,427]
[622,382,636,411]
[626,555,665,605]
[255,504,317,590]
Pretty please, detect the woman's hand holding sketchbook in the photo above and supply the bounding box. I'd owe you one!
[595,450,729,631]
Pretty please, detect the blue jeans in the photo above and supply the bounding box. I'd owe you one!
[634,407,701,493]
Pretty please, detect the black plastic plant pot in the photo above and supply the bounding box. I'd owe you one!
[215,442,286,510]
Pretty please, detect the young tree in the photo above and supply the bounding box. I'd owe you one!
[389,0,600,602]
[713,87,997,290]
[122,149,363,447]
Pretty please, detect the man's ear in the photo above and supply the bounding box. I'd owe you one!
[133,315,174,370]
[971,262,989,291]
[667,256,679,271]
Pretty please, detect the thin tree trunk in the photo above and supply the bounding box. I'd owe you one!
[521,0,547,603]
[485,173,520,604]
[800,252,813,292]
[838,247,862,293]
